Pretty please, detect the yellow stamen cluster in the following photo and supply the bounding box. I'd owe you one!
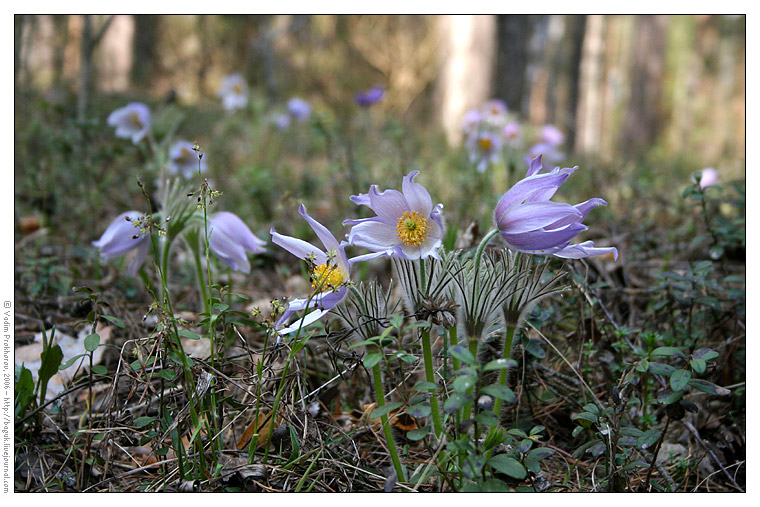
[129,112,143,128]
[478,137,493,152]
[311,263,345,291]
[396,211,430,247]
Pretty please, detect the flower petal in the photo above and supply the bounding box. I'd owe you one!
[346,220,399,253]
[270,228,327,265]
[212,211,266,253]
[401,171,433,217]
[503,222,587,252]
[498,201,582,235]
[367,186,409,224]
[554,241,618,260]
[298,204,341,255]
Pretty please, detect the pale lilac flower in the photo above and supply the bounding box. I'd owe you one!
[271,205,384,335]
[494,155,618,260]
[540,124,565,147]
[92,211,150,276]
[461,108,483,135]
[503,121,522,146]
[287,97,312,122]
[693,167,718,189]
[169,141,206,179]
[107,103,151,144]
[481,99,508,126]
[355,86,384,107]
[525,142,565,170]
[344,171,444,260]
[468,130,502,173]
[216,73,248,112]
[272,113,291,130]
[208,212,266,274]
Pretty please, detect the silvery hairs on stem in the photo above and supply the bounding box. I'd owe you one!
[496,249,567,330]
[391,249,461,327]
[332,280,400,343]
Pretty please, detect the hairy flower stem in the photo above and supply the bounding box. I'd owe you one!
[372,358,406,482]
[421,329,443,439]
[492,325,517,417]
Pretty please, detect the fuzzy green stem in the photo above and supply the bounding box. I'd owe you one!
[372,361,406,482]
[421,329,443,439]
[493,325,517,417]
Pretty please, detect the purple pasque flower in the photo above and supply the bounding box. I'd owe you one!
[540,124,565,147]
[92,211,151,276]
[169,140,207,179]
[467,130,502,173]
[693,167,718,189]
[355,86,385,107]
[272,205,385,335]
[216,73,248,112]
[107,102,151,144]
[494,155,618,260]
[344,171,444,260]
[525,142,565,170]
[461,108,483,135]
[481,99,508,126]
[272,113,291,130]
[287,97,312,122]
[208,212,266,274]
[502,121,522,146]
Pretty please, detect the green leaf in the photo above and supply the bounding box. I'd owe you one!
[488,455,527,480]
[84,333,100,352]
[450,345,476,365]
[38,344,63,403]
[452,374,476,392]
[91,365,108,375]
[527,447,555,461]
[406,402,431,419]
[647,362,676,376]
[102,315,126,329]
[158,369,176,381]
[363,353,383,369]
[412,381,439,393]
[15,366,35,418]
[690,358,707,374]
[688,379,731,396]
[369,401,403,419]
[637,430,662,450]
[483,358,518,372]
[670,370,692,391]
[134,416,157,428]
[651,347,687,360]
[636,358,649,372]
[406,426,430,441]
[443,392,470,413]
[523,339,545,359]
[693,348,719,361]
[481,384,517,402]
[658,389,683,405]
[178,329,201,340]
[475,411,499,427]
[59,354,86,370]
[572,412,598,427]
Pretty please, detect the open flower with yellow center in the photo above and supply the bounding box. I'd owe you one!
[344,171,444,260]
[168,140,207,179]
[216,73,248,112]
[467,131,502,173]
[271,205,386,335]
[107,103,151,144]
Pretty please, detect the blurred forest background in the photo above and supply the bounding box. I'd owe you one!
[15,14,745,164]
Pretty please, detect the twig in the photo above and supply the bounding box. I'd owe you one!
[682,420,744,492]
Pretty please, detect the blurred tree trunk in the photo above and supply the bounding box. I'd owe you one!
[493,15,537,117]
[562,15,586,149]
[130,15,160,90]
[77,15,114,121]
[575,15,605,155]
[437,15,496,145]
[51,15,70,89]
[620,15,668,156]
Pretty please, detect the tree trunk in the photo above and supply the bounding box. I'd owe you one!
[130,15,160,90]
[493,15,538,117]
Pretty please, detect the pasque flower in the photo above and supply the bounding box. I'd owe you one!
[92,211,151,276]
[107,103,151,144]
[693,167,718,189]
[216,73,248,112]
[467,130,502,173]
[494,155,618,260]
[169,140,206,179]
[344,171,444,260]
[355,86,385,107]
[272,205,384,335]
[287,97,312,122]
[208,212,266,274]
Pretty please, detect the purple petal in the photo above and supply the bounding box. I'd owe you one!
[526,155,543,177]
[128,236,150,276]
[367,186,408,224]
[554,241,618,261]
[498,201,582,235]
[401,171,433,217]
[398,217,443,260]
[346,220,399,253]
[348,251,389,266]
[209,227,251,273]
[211,211,266,253]
[503,222,587,252]
[270,228,327,265]
[298,204,341,255]
[349,192,372,207]
[494,171,572,222]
